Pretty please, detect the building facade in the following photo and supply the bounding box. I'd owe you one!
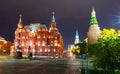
[0,37,12,54]
[87,8,101,44]
[74,28,80,44]
[10,13,64,58]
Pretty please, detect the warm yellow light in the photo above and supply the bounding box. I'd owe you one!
[4,41,7,44]
[37,36,41,38]
[45,49,47,52]
[55,43,58,46]
[38,43,40,46]
[22,43,24,46]
[33,49,35,52]
[26,49,28,52]
[42,42,45,46]
[54,49,56,52]
[30,41,32,46]
[57,44,60,47]
[48,49,50,52]
[22,37,25,39]
[40,49,42,52]
[24,49,26,52]
[15,42,17,46]
[11,48,14,52]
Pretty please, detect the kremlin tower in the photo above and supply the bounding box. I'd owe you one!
[74,28,80,44]
[87,8,101,44]
[10,12,64,58]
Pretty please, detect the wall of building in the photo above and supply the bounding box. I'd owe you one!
[10,18,64,58]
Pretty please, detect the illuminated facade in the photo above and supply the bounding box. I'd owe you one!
[0,37,12,53]
[10,12,64,58]
[87,8,101,44]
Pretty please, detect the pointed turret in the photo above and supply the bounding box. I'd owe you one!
[90,8,98,26]
[19,14,22,24]
[52,12,55,22]
[76,28,79,36]
[49,12,57,31]
[74,28,80,44]
[17,14,23,29]
[87,8,101,44]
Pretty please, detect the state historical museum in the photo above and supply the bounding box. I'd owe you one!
[10,12,64,58]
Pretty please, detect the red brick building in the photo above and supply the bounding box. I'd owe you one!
[10,13,64,58]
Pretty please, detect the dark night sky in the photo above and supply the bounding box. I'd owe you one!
[0,0,120,50]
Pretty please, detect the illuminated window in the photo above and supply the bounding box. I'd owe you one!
[40,49,42,52]
[33,49,35,52]
[4,41,7,44]
[19,29,22,32]
[30,41,32,46]
[51,44,53,46]
[37,35,41,38]
[42,41,45,46]
[26,36,28,39]
[42,34,46,38]
[45,49,47,52]
[38,43,40,46]
[11,48,14,52]
[42,43,45,46]
[15,42,17,46]
[22,43,24,46]
[24,49,26,52]
[54,49,56,52]
[55,37,57,39]
[54,43,58,46]
[26,49,28,52]
[37,28,41,31]
[48,49,50,52]
[54,40,58,46]
[56,54,58,56]
[22,36,25,39]
[37,41,40,46]
[57,44,60,47]
[51,41,53,43]
[42,28,46,31]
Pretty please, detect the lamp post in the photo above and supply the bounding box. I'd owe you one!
[86,53,89,74]
[86,43,89,74]
[86,42,89,74]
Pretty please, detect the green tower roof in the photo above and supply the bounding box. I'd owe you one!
[90,17,98,25]
[90,8,98,26]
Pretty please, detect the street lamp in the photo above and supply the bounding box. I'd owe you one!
[86,53,89,74]
[86,42,89,74]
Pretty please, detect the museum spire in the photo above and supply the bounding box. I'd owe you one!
[17,14,23,29]
[52,12,55,22]
[19,14,22,24]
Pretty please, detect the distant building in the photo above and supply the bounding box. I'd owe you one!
[74,28,80,44]
[63,44,75,59]
[64,29,80,58]
[10,12,64,58]
[0,37,12,54]
[87,8,101,44]
[67,28,80,51]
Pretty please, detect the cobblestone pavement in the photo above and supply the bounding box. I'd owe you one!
[0,58,82,74]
